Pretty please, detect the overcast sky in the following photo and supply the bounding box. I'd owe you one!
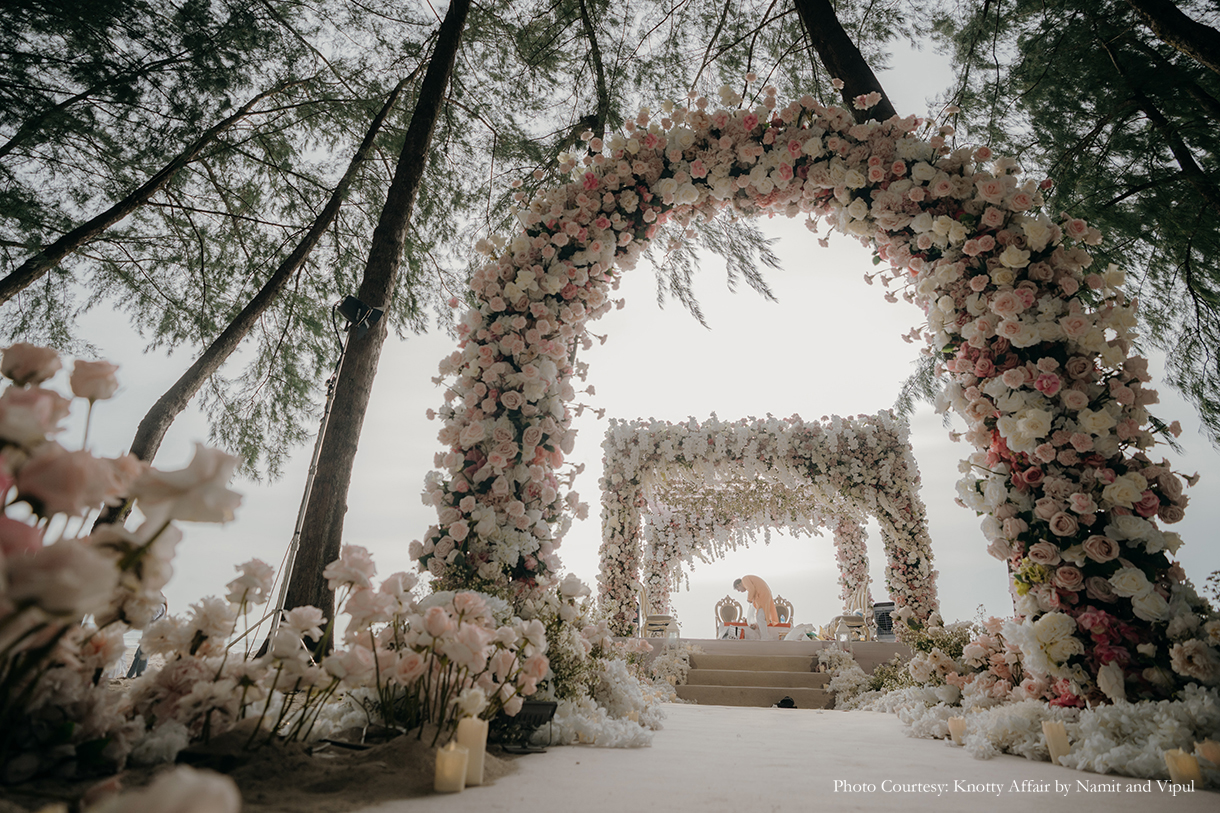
[49,42,1220,641]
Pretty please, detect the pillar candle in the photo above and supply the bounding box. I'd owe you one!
[1042,720,1070,766]
[1164,749,1202,784]
[1195,739,1220,768]
[455,717,488,787]
[946,716,967,746]
[434,742,469,793]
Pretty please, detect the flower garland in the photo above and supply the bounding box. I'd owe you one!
[418,81,1213,702]
[597,412,936,635]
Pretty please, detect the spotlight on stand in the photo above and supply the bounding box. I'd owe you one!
[336,295,383,338]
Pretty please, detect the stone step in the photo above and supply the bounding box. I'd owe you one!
[675,684,835,709]
[689,652,816,673]
[684,669,829,689]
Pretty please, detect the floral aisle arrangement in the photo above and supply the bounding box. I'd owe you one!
[0,344,242,778]
[0,343,553,780]
[418,78,1215,703]
[598,412,935,635]
[820,614,1220,785]
[515,572,668,747]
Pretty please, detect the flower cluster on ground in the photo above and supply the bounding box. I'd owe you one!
[0,346,562,782]
[815,613,1220,785]
[420,81,1213,702]
[597,412,935,635]
[516,572,670,747]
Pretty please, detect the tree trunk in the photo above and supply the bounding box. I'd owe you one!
[791,0,898,123]
[281,0,471,625]
[0,81,300,307]
[94,79,409,528]
[1126,0,1220,75]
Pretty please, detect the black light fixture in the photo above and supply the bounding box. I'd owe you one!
[336,295,383,339]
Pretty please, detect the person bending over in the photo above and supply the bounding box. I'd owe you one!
[734,575,780,641]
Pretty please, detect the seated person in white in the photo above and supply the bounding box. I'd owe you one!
[734,575,780,641]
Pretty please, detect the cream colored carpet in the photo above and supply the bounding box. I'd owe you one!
[354,703,1216,812]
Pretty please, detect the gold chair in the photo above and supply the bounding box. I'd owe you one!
[829,583,874,642]
[640,583,680,638]
[715,595,746,639]
[774,595,794,625]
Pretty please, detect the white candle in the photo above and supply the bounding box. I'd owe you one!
[1196,739,1220,768]
[1042,721,1070,766]
[946,716,967,746]
[1164,749,1202,784]
[434,741,469,793]
[455,717,488,787]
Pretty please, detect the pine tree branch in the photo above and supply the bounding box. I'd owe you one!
[1125,0,1220,75]
[0,79,307,307]
[1099,35,1220,215]
[95,76,410,527]
[0,54,190,160]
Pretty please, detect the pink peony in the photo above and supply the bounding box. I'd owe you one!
[1,343,61,386]
[0,386,71,445]
[70,359,120,402]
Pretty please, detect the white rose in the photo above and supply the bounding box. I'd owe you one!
[1045,636,1084,664]
[1097,662,1126,702]
[1018,408,1053,438]
[1032,611,1076,645]
[1101,475,1142,507]
[131,443,243,526]
[1131,591,1170,622]
[1077,408,1117,435]
[1109,567,1152,598]
[999,245,1031,268]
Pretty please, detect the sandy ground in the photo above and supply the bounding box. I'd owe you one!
[353,703,1218,813]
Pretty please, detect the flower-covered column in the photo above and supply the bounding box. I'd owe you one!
[833,517,873,613]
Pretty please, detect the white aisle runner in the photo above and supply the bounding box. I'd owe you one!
[354,703,1216,813]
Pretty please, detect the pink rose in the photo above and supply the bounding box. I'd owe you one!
[1,343,61,386]
[1027,540,1061,566]
[1033,497,1061,521]
[0,386,71,445]
[0,515,44,556]
[1035,374,1062,396]
[521,425,543,448]
[1061,390,1090,411]
[1085,576,1118,603]
[1060,314,1090,338]
[1068,492,1097,514]
[423,605,455,638]
[1053,565,1084,591]
[1082,534,1120,562]
[1158,504,1185,524]
[69,360,119,402]
[976,178,1006,203]
[1133,490,1160,518]
[1048,511,1079,537]
[16,442,120,517]
[500,390,524,410]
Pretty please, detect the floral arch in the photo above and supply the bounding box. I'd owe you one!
[415,82,1214,704]
[597,412,936,635]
